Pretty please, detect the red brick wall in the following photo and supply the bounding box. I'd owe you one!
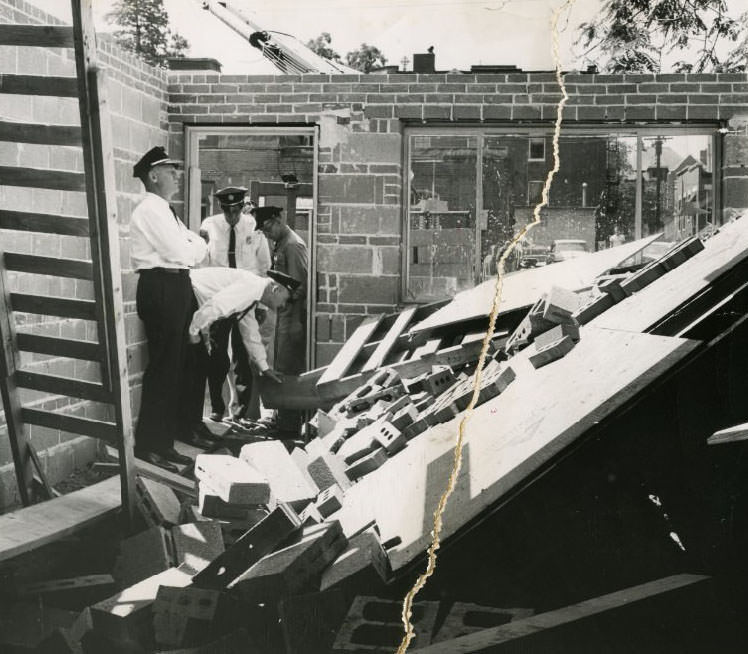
[166,70,748,366]
[0,0,168,501]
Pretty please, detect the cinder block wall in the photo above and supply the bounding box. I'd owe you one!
[0,0,167,508]
[166,70,748,365]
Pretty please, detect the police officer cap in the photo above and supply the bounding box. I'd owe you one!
[267,269,300,292]
[133,146,181,179]
[215,186,248,207]
[252,206,283,228]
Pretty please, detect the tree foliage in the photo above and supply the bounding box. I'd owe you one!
[305,32,342,63]
[577,1,747,73]
[107,0,189,68]
[306,33,388,72]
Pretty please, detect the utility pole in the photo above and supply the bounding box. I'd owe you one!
[654,137,663,233]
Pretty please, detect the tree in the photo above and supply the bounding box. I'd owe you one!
[107,0,189,68]
[577,1,747,73]
[305,32,342,62]
[345,43,388,72]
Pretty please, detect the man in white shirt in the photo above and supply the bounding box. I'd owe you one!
[181,268,294,430]
[130,146,208,472]
[199,187,272,423]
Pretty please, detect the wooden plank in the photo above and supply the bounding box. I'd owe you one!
[334,328,699,571]
[15,371,110,403]
[0,209,89,236]
[10,294,96,319]
[258,371,326,410]
[0,247,34,506]
[418,574,709,653]
[317,315,385,388]
[708,422,748,446]
[21,407,117,443]
[16,333,101,360]
[0,24,75,47]
[4,253,93,279]
[104,445,197,498]
[361,307,417,372]
[0,74,78,96]
[0,475,120,564]
[0,166,86,192]
[0,120,81,146]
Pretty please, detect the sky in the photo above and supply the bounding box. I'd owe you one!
[34,0,604,74]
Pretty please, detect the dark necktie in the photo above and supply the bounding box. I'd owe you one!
[228,226,236,268]
[169,205,180,223]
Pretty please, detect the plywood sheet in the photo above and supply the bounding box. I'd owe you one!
[0,475,120,563]
[334,327,697,571]
[412,235,662,333]
[594,218,748,332]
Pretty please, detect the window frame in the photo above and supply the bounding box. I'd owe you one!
[402,124,721,303]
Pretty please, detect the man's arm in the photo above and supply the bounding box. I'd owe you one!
[236,312,269,373]
[285,242,308,302]
[132,203,204,266]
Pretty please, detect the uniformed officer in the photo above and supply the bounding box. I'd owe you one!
[254,206,308,438]
[199,187,271,423]
[130,146,208,472]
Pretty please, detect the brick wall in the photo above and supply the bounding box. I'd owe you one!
[0,0,167,507]
[166,69,748,366]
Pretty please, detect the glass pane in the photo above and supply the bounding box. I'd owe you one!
[196,133,314,244]
[406,135,478,302]
[641,134,713,240]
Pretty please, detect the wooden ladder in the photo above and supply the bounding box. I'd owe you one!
[0,0,135,523]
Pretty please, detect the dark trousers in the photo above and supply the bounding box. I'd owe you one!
[274,303,307,433]
[206,318,253,419]
[134,269,194,454]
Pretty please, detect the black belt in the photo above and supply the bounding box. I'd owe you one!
[138,267,189,275]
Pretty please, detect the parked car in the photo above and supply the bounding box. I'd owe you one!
[519,243,549,268]
[546,239,590,264]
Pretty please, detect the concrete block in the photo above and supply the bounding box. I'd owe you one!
[198,481,275,519]
[240,440,318,505]
[477,365,516,406]
[533,323,580,350]
[529,335,577,369]
[372,421,406,455]
[289,447,322,494]
[403,418,429,441]
[432,602,534,642]
[597,277,627,302]
[191,504,301,591]
[320,529,391,592]
[420,366,456,397]
[345,448,388,481]
[332,596,439,652]
[542,286,582,324]
[171,522,225,576]
[230,522,347,603]
[572,292,615,325]
[306,438,353,492]
[194,454,271,505]
[90,568,192,647]
[114,526,172,587]
[621,261,668,294]
[299,502,324,525]
[316,409,339,438]
[389,402,419,431]
[314,483,344,518]
[0,602,78,651]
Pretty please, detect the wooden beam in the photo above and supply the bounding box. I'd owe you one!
[0,475,120,564]
[16,333,101,361]
[0,210,89,236]
[0,74,78,97]
[0,24,75,48]
[0,120,81,146]
[317,315,384,388]
[417,574,709,653]
[104,446,197,499]
[708,422,748,446]
[15,371,110,403]
[361,307,417,373]
[21,407,118,443]
[10,293,96,319]
[4,253,93,279]
[0,166,86,192]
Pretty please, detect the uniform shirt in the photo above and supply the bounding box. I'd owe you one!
[130,193,207,271]
[189,267,270,372]
[200,212,271,275]
[272,227,308,304]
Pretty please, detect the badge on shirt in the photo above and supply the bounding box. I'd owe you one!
[245,234,255,245]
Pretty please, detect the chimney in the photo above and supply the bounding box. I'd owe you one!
[413,50,435,73]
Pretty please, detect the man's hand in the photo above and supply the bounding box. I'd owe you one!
[262,368,283,383]
[199,229,210,244]
[255,307,267,324]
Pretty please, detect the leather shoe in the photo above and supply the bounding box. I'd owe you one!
[134,450,178,473]
[194,422,221,441]
[160,448,192,465]
[207,412,223,422]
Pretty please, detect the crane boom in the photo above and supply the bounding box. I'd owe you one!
[198,1,358,74]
